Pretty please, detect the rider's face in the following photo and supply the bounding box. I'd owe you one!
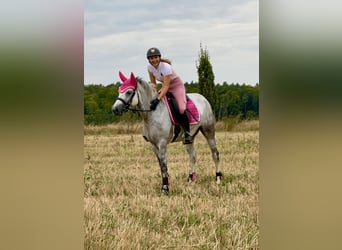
[148,56,160,68]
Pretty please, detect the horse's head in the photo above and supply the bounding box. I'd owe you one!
[112,71,139,115]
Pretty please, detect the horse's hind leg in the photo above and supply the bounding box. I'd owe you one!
[208,138,222,184]
[200,127,222,184]
[185,143,196,182]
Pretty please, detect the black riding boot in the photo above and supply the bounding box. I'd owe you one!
[179,111,193,144]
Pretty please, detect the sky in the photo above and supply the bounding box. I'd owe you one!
[84,0,259,86]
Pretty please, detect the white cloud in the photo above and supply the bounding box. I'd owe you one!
[85,0,259,85]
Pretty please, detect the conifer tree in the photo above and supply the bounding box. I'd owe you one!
[196,44,217,113]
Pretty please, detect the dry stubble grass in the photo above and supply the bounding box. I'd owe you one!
[84,122,259,249]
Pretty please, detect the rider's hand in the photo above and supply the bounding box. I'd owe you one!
[150,98,160,111]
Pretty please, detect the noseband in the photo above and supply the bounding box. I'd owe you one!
[115,90,136,112]
[116,90,152,112]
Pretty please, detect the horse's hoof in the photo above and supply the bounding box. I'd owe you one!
[161,185,169,194]
[216,172,223,184]
[188,172,196,183]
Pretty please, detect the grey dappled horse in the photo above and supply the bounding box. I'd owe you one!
[112,72,222,194]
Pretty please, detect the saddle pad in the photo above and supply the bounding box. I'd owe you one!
[164,96,200,126]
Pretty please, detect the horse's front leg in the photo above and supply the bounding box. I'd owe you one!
[151,141,169,194]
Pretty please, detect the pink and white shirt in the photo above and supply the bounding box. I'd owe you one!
[147,61,187,113]
[147,62,179,82]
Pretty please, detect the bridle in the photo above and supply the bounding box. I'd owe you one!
[115,89,152,112]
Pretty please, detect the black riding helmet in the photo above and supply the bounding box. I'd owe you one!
[147,47,161,59]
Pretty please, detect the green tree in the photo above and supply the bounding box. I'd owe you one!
[196,44,217,113]
[84,83,141,125]
[184,81,199,94]
[83,79,259,125]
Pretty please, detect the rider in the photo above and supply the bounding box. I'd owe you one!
[146,47,192,144]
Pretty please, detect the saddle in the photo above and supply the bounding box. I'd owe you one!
[163,93,200,142]
[143,93,200,143]
[164,93,200,126]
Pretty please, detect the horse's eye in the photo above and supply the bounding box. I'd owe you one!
[126,90,133,96]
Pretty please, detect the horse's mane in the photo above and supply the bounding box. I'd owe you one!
[136,77,156,94]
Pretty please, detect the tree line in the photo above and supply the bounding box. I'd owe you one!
[84,43,258,125]
[84,81,259,125]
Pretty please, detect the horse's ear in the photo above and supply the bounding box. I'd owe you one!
[119,71,127,82]
[130,72,137,88]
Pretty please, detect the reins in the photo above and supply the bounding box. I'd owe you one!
[127,107,152,112]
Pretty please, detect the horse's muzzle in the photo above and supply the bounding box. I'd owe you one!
[112,102,123,115]
[112,97,130,115]
[112,107,121,115]
[112,100,129,115]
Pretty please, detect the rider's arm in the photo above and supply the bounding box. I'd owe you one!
[157,74,171,101]
[148,71,157,91]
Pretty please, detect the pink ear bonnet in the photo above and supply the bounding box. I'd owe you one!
[118,71,137,93]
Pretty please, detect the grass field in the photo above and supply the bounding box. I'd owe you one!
[84,121,259,249]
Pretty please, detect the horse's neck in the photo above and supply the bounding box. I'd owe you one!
[137,83,155,119]
[136,83,169,126]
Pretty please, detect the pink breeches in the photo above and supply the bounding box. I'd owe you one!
[167,77,187,114]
